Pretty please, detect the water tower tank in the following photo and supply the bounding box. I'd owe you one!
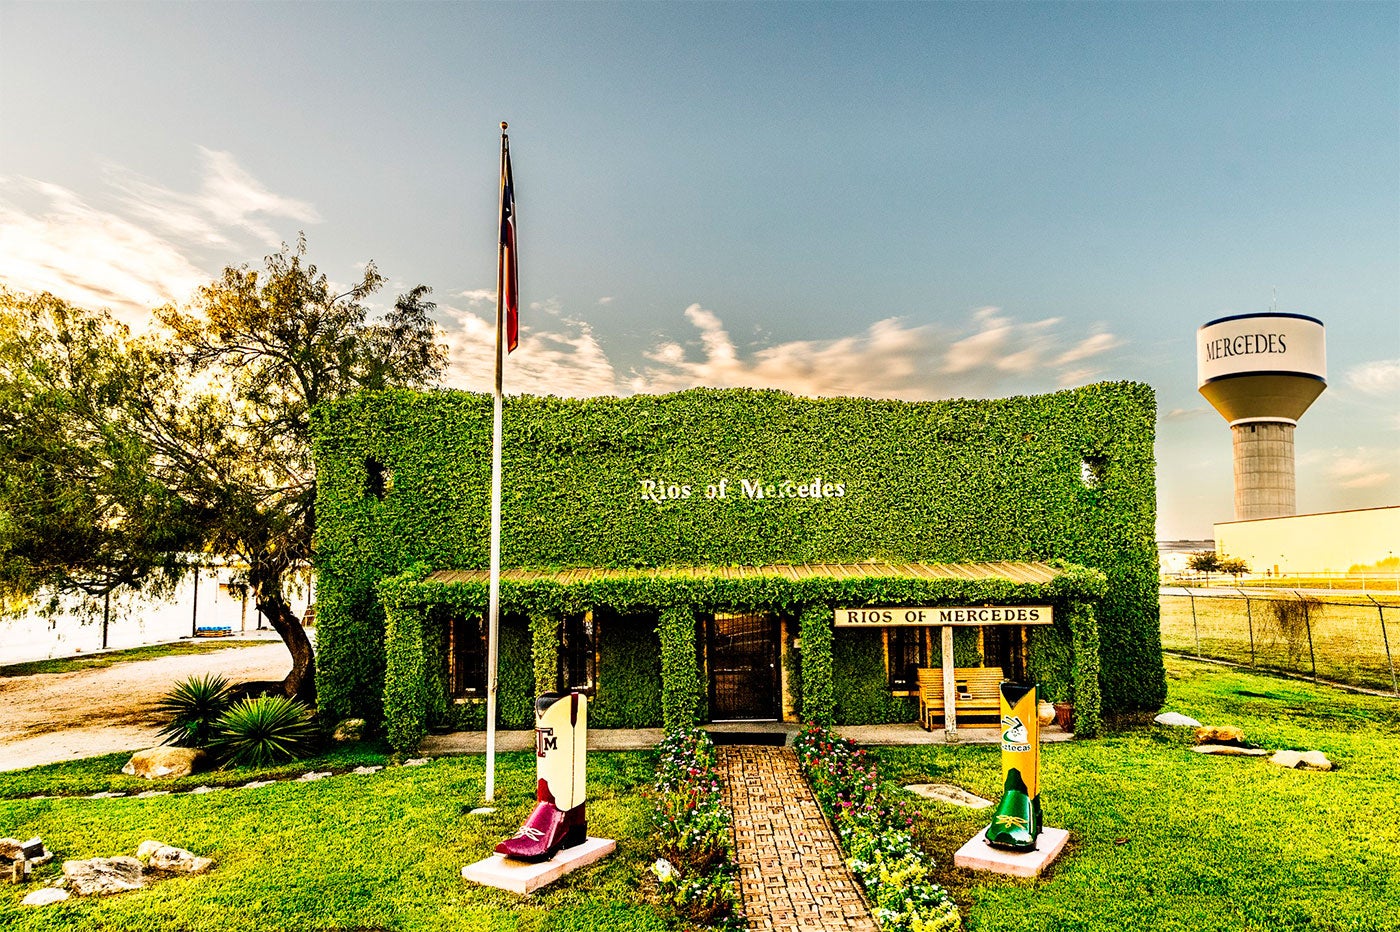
[1197,313,1326,520]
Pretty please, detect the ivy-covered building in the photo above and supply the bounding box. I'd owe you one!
[310,384,1165,748]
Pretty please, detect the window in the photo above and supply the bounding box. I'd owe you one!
[1080,454,1106,490]
[450,613,487,698]
[559,611,596,693]
[365,457,393,500]
[887,627,928,691]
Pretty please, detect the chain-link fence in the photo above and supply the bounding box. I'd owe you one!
[1160,588,1400,695]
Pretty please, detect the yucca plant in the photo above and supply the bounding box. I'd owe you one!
[213,695,318,767]
[155,673,234,748]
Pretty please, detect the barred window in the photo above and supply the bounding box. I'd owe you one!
[887,627,928,691]
[450,613,487,698]
[559,611,596,693]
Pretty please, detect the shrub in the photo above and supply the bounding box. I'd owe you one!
[155,674,233,748]
[793,725,960,932]
[213,695,319,767]
[1267,595,1323,665]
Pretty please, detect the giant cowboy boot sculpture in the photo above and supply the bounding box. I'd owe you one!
[986,681,1043,851]
[495,692,588,862]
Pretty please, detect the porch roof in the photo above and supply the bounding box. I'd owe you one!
[424,560,1065,587]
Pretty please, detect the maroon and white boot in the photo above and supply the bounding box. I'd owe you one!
[494,692,588,862]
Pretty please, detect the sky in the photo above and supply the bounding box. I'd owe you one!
[1,1,1396,541]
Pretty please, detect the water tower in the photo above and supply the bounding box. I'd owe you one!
[1197,313,1326,520]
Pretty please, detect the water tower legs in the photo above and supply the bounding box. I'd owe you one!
[1231,422,1297,520]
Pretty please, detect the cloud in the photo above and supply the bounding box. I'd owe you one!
[1323,451,1393,490]
[437,299,618,398]
[1299,446,1397,493]
[433,299,1121,403]
[106,147,319,249]
[597,296,614,305]
[1346,359,1400,397]
[624,303,1124,400]
[0,178,208,323]
[0,149,318,325]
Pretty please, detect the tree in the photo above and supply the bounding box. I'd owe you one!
[137,240,447,703]
[0,289,197,610]
[1218,557,1250,580]
[1187,550,1222,585]
[0,240,446,704]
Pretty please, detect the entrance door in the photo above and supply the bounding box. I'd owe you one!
[708,612,779,720]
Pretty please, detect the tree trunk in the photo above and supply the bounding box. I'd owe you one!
[253,586,317,706]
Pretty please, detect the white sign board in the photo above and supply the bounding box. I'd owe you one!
[1197,313,1325,387]
[834,605,1053,627]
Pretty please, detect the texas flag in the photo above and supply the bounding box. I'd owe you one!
[499,141,518,354]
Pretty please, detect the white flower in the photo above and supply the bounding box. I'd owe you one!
[652,858,676,882]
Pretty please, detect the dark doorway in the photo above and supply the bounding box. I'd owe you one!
[982,624,1026,682]
[707,612,780,721]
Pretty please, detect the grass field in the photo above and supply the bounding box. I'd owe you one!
[2,657,1397,931]
[0,640,274,679]
[1161,592,1400,692]
[0,749,664,932]
[1162,575,1400,593]
[880,656,1400,932]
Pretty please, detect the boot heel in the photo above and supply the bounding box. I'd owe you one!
[562,822,587,849]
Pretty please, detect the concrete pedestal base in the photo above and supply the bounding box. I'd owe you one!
[462,837,616,894]
[953,826,1070,878]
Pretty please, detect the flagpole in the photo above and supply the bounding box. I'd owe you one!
[485,122,508,803]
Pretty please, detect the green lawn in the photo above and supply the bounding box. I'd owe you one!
[0,640,275,679]
[2,657,1397,931]
[879,656,1400,932]
[0,751,665,932]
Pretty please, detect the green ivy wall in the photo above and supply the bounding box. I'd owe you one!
[313,383,1164,728]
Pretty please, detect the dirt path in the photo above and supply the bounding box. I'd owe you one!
[0,642,291,773]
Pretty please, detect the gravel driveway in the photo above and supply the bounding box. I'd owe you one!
[0,642,292,773]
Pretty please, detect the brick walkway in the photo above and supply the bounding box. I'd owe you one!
[718,746,878,932]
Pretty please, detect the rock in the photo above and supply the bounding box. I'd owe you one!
[903,783,994,809]
[63,857,145,896]
[147,846,213,874]
[1194,725,1245,744]
[190,786,219,794]
[23,887,70,907]
[1270,749,1334,771]
[240,780,276,790]
[86,791,126,799]
[403,758,429,767]
[121,747,207,780]
[136,790,171,798]
[467,806,496,816]
[0,837,22,861]
[351,765,383,776]
[296,771,332,782]
[136,840,166,860]
[1192,744,1267,756]
[333,718,366,742]
[1155,712,1202,727]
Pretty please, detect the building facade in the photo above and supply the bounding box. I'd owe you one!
[310,384,1164,742]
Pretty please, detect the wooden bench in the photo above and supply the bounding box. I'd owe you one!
[917,666,1005,730]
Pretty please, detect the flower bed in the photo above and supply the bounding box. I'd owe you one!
[793,725,961,932]
[648,727,745,930]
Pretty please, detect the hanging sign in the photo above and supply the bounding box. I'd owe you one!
[834,605,1053,627]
